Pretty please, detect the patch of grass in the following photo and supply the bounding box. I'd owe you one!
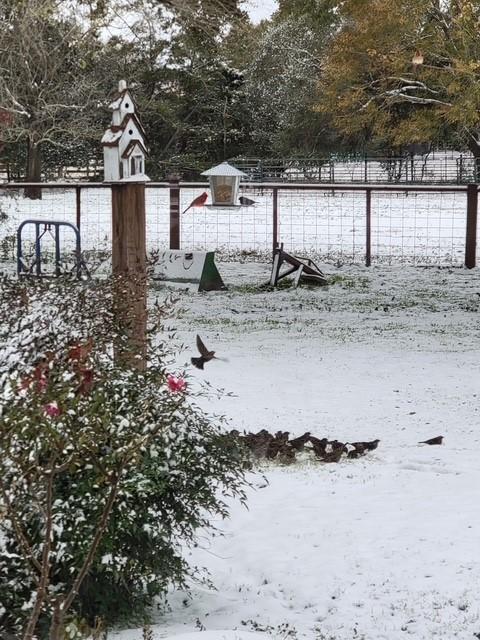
[328,274,369,290]
[231,279,296,294]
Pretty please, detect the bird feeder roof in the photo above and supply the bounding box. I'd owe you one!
[201,162,247,178]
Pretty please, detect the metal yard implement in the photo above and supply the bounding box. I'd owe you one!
[17,219,89,279]
[270,244,328,288]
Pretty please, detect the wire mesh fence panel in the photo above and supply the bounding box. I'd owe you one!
[370,191,467,266]
[277,189,366,263]
[0,182,476,269]
[145,186,170,252]
[231,154,468,184]
[78,187,111,253]
[179,186,273,257]
[0,187,78,264]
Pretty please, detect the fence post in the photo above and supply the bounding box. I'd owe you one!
[465,184,478,269]
[272,187,278,253]
[111,181,147,369]
[365,188,372,267]
[75,186,81,230]
[169,174,180,250]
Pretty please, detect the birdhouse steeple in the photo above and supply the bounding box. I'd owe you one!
[102,80,149,182]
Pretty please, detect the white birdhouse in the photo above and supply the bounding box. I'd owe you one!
[201,162,247,206]
[102,80,149,182]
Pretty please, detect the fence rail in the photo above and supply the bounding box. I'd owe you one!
[0,181,478,268]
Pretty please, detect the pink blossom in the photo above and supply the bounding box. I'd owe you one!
[43,402,61,417]
[167,374,187,394]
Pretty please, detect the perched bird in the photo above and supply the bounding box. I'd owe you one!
[419,435,443,446]
[191,334,218,370]
[328,439,345,452]
[309,436,328,457]
[412,49,424,69]
[266,439,282,459]
[322,447,344,463]
[289,432,311,452]
[247,430,273,458]
[278,444,296,465]
[345,443,365,458]
[239,196,256,206]
[182,192,208,214]
[347,449,361,459]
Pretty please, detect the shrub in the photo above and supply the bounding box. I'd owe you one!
[0,276,248,639]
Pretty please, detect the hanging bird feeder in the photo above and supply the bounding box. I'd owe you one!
[201,161,247,207]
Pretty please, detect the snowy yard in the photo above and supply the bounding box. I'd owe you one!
[113,262,480,640]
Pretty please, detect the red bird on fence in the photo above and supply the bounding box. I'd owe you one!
[182,192,208,214]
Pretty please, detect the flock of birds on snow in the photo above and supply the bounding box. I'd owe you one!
[190,335,443,464]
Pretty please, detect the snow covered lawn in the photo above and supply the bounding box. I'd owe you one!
[114,263,480,640]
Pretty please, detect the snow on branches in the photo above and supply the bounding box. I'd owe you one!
[0,276,247,639]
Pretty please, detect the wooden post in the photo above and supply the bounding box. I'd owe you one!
[366,188,372,267]
[169,174,180,250]
[111,182,147,369]
[465,184,478,269]
[272,187,279,253]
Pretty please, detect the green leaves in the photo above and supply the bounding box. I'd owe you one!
[0,276,248,637]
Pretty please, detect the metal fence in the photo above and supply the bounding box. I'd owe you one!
[230,155,480,185]
[0,181,478,268]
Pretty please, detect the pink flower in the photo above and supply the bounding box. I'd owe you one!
[167,374,187,394]
[43,402,61,417]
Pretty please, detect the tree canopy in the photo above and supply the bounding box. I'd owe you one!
[318,0,480,155]
[2,0,480,181]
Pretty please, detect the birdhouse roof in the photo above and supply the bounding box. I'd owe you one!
[108,88,138,112]
[101,128,123,146]
[201,162,247,178]
[121,139,147,159]
[101,113,147,147]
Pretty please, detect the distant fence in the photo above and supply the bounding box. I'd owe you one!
[230,155,480,185]
[0,181,478,268]
[2,153,480,186]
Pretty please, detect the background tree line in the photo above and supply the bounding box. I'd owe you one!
[1,0,479,182]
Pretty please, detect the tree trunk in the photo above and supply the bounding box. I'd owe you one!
[25,139,42,199]
[48,600,64,640]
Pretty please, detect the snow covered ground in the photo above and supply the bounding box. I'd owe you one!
[113,262,480,640]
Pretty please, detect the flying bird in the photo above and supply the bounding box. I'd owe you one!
[239,196,256,206]
[182,192,208,214]
[419,435,443,446]
[191,334,225,369]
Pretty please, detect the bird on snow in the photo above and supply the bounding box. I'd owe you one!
[322,447,344,463]
[289,432,311,451]
[308,435,328,457]
[419,435,443,445]
[182,192,208,214]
